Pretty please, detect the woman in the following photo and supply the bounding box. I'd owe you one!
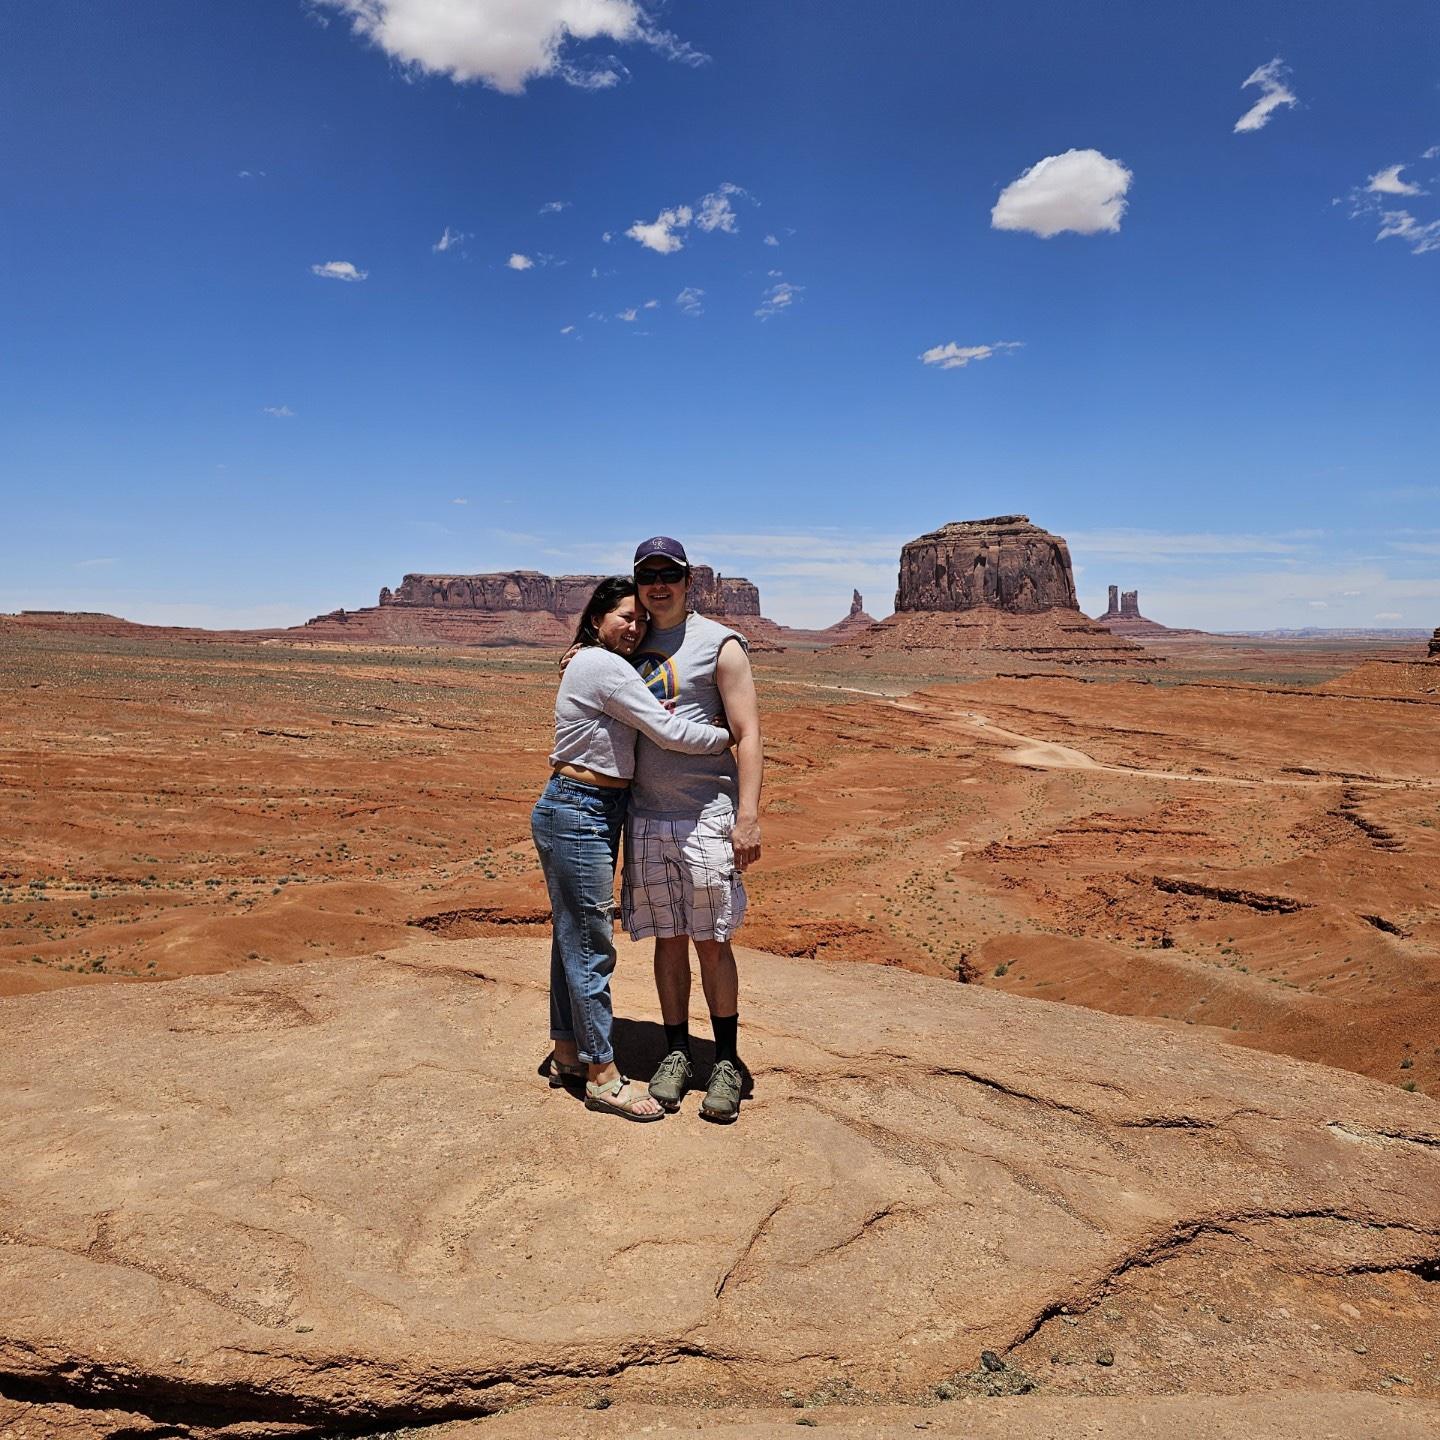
[532,577,731,1122]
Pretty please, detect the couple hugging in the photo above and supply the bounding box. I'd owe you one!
[530,536,763,1125]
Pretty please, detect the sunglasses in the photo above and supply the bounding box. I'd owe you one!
[635,565,687,584]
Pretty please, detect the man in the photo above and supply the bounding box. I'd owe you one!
[624,536,763,1123]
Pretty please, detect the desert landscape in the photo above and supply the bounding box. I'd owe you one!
[3,512,1438,1438]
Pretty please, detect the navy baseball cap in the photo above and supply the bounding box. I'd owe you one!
[633,536,689,569]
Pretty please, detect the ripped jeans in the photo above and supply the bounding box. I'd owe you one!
[530,775,628,1066]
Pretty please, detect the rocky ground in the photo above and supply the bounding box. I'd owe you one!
[3,937,1438,1437]
[2,621,1437,1436]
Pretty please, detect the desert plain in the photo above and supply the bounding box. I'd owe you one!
[2,615,1438,1438]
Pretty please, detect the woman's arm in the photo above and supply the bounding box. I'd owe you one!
[602,672,731,754]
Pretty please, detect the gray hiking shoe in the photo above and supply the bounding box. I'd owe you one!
[648,1049,694,1111]
[700,1059,743,1124]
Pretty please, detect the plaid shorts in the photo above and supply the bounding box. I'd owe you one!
[622,812,748,942]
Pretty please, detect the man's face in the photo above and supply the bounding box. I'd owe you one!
[635,559,689,623]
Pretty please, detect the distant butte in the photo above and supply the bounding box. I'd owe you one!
[835,515,1158,668]
[1093,585,1203,637]
[299,566,789,651]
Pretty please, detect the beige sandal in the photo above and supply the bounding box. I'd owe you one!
[584,1075,665,1123]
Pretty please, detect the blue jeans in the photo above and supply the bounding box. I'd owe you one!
[530,775,628,1066]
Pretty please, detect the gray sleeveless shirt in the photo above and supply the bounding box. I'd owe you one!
[629,614,746,821]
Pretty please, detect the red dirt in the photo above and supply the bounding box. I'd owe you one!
[1,622,1435,1100]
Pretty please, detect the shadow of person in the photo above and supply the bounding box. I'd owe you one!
[611,1018,753,1098]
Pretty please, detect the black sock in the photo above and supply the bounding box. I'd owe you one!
[664,1022,692,1058]
[711,1013,739,1067]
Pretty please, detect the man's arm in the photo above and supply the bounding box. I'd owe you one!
[715,639,762,870]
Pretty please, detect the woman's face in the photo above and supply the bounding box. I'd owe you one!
[595,596,648,656]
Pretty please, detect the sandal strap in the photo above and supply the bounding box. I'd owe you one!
[586,1075,629,1098]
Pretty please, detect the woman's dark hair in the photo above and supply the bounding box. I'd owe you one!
[572,575,639,649]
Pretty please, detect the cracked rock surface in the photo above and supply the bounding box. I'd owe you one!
[2,936,1438,1437]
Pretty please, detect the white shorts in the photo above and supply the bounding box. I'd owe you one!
[622,812,748,942]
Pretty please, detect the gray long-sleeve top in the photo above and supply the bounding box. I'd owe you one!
[548,645,731,779]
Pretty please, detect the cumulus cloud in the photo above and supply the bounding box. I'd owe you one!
[626,182,750,253]
[626,204,692,253]
[311,260,368,281]
[1367,164,1425,197]
[675,285,704,316]
[918,341,1023,371]
[560,324,576,335]
[1234,58,1298,134]
[261,404,296,417]
[507,252,535,270]
[432,225,467,252]
[763,233,779,247]
[312,0,703,96]
[695,182,748,234]
[991,149,1132,238]
[539,199,570,214]
[755,280,802,320]
[642,297,659,309]
[616,307,638,322]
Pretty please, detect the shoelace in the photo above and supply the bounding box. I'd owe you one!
[655,1052,690,1083]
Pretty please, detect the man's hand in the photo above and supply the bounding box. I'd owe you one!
[732,815,761,871]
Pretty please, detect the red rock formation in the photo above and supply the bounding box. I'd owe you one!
[1430,627,1440,659]
[1094,586,1203,638]
[300,566,782,650]
[834,518,1155,668]
[896,515,1079,614]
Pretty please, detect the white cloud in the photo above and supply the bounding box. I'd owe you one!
[311,260,368,282]
[539,199,570,214]
[626,204,692,254]
[261,404,296,418]
[1234,57,1298,134]
[675,286,704,315]
[695,182,748,234]
[507,252,535,270]
[755,280,803,319]
[642,297,659,309]
[452,497,468,504]
[1376,210,1440,255]
[312,0,702,96]
[1367,164,1425,197]
[238,169,266,180]
[1375,611,1402,620]
[990,149,1133,238]
[1068,529,1318,562]
[919,340,1023,371]
[432,225,468,252]
[763,233,779,247]
[626,182,750,254]
[560,324,576,335]
[616,307,638,322]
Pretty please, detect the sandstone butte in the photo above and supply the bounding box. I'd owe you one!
[3,935,1439,1439]
[297,566,793,651]
[834,516,1157,669]
[1092,585,1203,638]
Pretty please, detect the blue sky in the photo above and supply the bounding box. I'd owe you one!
[2,0,1438,629]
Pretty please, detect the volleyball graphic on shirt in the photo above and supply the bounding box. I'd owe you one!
[634,653,679,703]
